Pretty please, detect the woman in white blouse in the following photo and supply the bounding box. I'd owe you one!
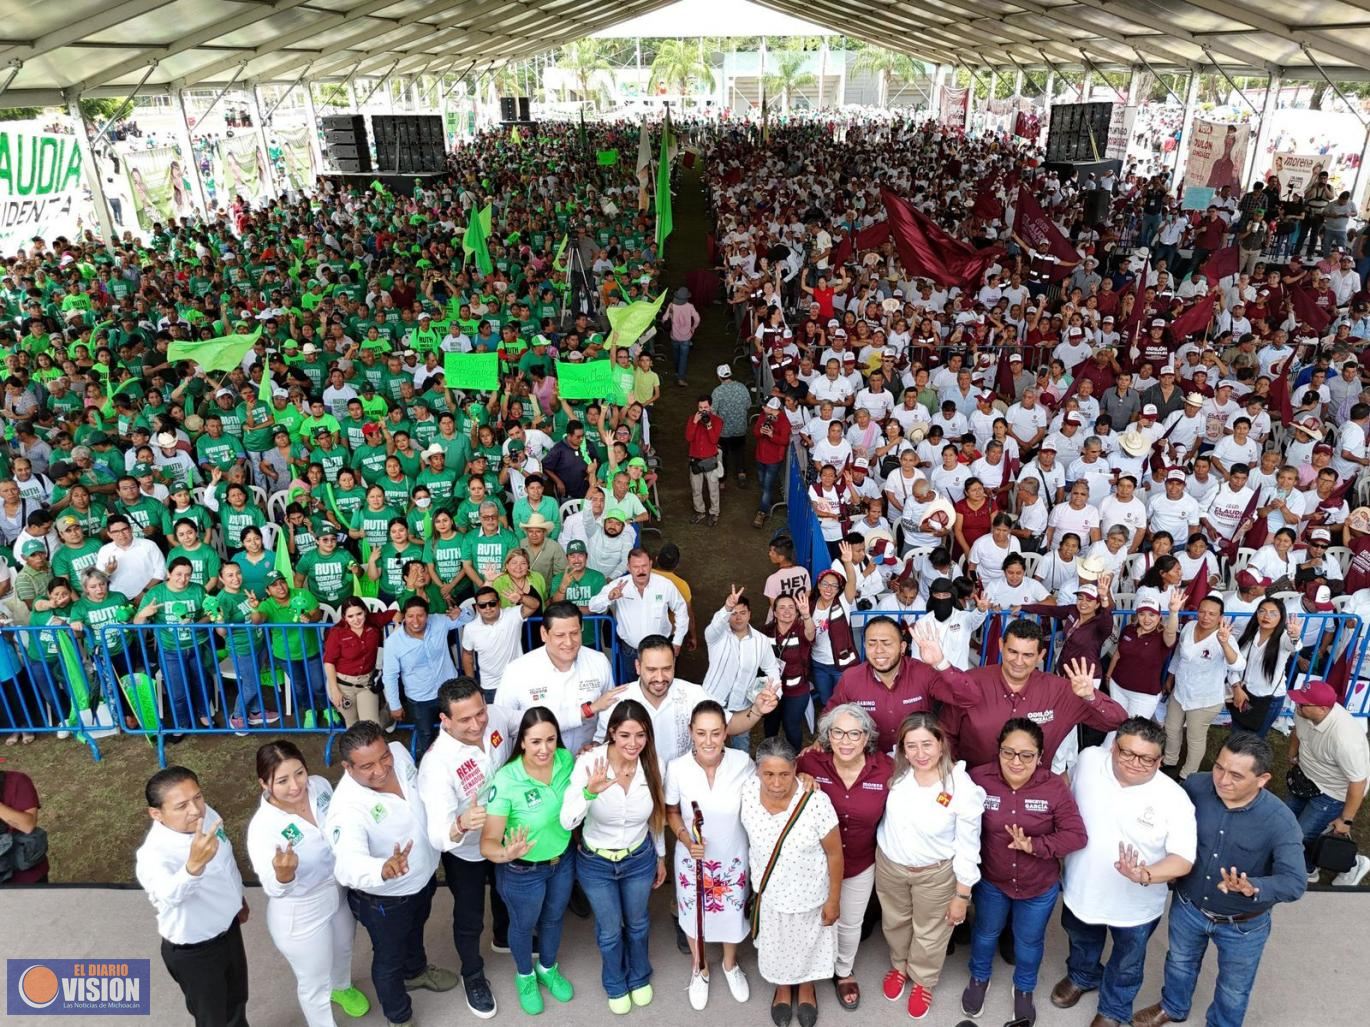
[1246,527,1300,586]
[561,700,668,1015]
[874,713,985,1022]
[1228,597,1301,737]
[968,513,1020,587]
[1162,595,1245,778]
[246,740,368,1027]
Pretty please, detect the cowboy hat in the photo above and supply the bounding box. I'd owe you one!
[1118,429,1150,457]
[1076,554,1108,582]
[520,513,557,532]
[907,425,928,444]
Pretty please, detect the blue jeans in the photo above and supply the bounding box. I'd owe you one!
[497,850,575,976]
[969,880,1059,992]
[672,339,692,381]
[159,647,214,730]
[576,839,656,998]
[811,661,841,709]
[279,654,327,715]
[756,460,783,514]
[615,641,638,687]
[227,648,264,719]
[403,696,440,757]
[764,692,811,751]
[1283,790,1344,869]
[348,875,436,1025]
[1160,894,1271,1027]
[1061,903,1159,1023]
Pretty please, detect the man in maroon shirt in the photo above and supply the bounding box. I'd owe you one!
[0,769,48,884]
[828,617,981,753]
[924,618,1128,771]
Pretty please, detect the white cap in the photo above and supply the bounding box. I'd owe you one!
[716,364,732,378]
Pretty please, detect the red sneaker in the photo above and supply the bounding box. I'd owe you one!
[907,984,933,1020]
[882,970,907,1002]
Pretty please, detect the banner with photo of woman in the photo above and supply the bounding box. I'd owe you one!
[220,134,266,202]
[120,145,194,230]
[272,123,316,193]
[1185,119,1249,192]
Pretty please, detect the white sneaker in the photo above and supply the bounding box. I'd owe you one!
[1308,866,1321,883]
[721,963,749,1003]
[688,969,709,1010]
[56,730,71,740]
[1333,854,1370,887]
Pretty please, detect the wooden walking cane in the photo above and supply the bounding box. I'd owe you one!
[691,800,706,974]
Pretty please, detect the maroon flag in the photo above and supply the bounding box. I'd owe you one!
[1123,261,1149,332]
[994,348,1018,402]
[1167,291,1218,340]
[972,175,1004,221]
[831,219,891,266]
[1290,286,1334,333]
[1013,185,1079,265]
[1201,245,1238,285]
[1268,353,1295,426]
[882,188,1004,289]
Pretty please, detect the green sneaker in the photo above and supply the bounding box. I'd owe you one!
[609,994,632,1014]
[535,963,573,1003]
[302,709,316,729]
[331,987,370,1018]
[516,972,544,1015]
[324,706,342,726]
[630,984,653,1007]
[404,965,459,992]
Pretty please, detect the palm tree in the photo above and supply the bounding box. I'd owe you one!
[764,52,816,113]
[493,64,524,98]
[852,45,926,108]
[560,38,612,109]
[649,39,715,97]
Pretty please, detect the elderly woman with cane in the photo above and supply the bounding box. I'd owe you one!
[741,735,844,1027]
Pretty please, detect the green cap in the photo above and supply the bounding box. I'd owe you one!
[131,462,154,476]
[22,540,46,557]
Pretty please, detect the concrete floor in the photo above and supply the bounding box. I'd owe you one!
[1,884,1366,1026]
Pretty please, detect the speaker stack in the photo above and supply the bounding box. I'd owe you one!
[371,115,446,173]
[499,96,532,124]
[322,114,371,174]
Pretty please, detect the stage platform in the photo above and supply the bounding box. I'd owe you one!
[1,884,1365,1025]
[321,171,445,196]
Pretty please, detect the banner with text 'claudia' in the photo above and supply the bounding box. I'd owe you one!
[0,122,88,254]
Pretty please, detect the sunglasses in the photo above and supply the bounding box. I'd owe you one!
[475,600,499,609]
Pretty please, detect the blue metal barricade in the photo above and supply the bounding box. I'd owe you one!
[520,613,621,678]
[0,624,108,760]
[785,441,828,577]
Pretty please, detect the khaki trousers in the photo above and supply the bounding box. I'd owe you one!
[874,849,957,988]
[1163,696,1221,778]
[337,678,386,728]
[689,467,720,515]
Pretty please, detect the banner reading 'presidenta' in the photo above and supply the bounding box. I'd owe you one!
[0,125,87,254]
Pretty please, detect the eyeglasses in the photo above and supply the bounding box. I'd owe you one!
[999,747,1040,764]
[1116,746,1162,768]
[475,600,499,609]
[828,728,868,742]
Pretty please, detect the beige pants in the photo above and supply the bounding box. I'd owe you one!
[1163,696,1221,778]
[835,865,875,977]
[336,678,386,728]
[690,466,720,515]
[874,849,956,988]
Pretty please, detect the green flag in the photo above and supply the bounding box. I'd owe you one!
[167,325,263,373]
[556,360,615,401]
[511,125,522,145]
[596,149,620,167]
[655,112,673,256]
[463,204,494,277]
[552,233,568,272]
[274,532,294,582]
[443,352,500,391]
[605,290,668,350]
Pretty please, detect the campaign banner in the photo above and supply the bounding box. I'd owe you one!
[1106,105,1138,161]
[939,87,969,129]
[1269,152,1330,199]
[1185,119,1249,192]
[0,124,87,254]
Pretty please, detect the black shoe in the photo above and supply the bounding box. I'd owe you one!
[464,974,497,1019]
[164,733,187,745]
[796,1002,817,1027]
[675,923,691,954]
[998,930,1016,966]
[568,882,591,918]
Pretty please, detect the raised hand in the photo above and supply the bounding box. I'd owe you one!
[1005,823,1034,855]
[912,619,945,667]
[794,588,809,611]
[272,840,299,884]
[608,577,627,601]
[754,678,780,715]
[586,756,612,795]
[1169,588,1184,614]
[381,840,413,880]
[1217,618,1233,645]
[724,583,745,610]
[838,540,854,564]
[974,589,990,612]
[503,825,534,862]
[1217,865,1259,897]
[591,684,630,714]
[186,815,220,876]
[1287,612,1302,640]
[1063,657,1097,700]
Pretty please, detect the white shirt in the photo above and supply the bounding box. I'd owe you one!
[246,776,338,900]
[1171,622,1245,709]
[560,744,667,856]
[459,607,526,691]
[1148,491,1201,539]
[1202,484,1256,540]
[416,707,518,860]
[876,762,985,888]
[1099,495,1147,539]
[1048,502,1101,544]
[701,606,781,705]
[587,573,689,648]
[1063,742,1196,927]
[919,608,989,670]
[494,645,614,753]
[326,743,438,897]
[97,538,167,598]
[985,576,1049,610]
[1211,435,1259,472]
[135,804,244,944]
[594,679,712,762]
[969,535,1019,584]
[1333,420,1368,481]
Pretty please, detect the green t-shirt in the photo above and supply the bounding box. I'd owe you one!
[309,444,347,483]
[487,749,575,861]
[351,443,390,485]
[218,503,266,551]
[551,567,607,644]
[168,544,222,588]
[377,542,424,596]
[255,591,321,659]
[232,551,274,598]
[50,539,102,582]
[378,474,413,509]
[71,592,132,654]
[423,533,469,586]
[298,549,355,604]
[463,529,517,581]
[137,582,207,652]
[215,589,263,655]
[117,497,170,539]
[351,505,399,549]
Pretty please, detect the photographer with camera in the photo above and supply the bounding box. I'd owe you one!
[685,396,724,526]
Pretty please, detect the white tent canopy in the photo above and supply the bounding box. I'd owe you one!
[4,0,1370,112]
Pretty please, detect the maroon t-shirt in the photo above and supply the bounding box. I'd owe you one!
[969,762,1087,899]
[796,749,894,877]
[1109,623,1177,696]
[1,771,47,884]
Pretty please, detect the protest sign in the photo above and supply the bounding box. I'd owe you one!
[443,352,500,390]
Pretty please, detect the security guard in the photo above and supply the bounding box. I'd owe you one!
[327,720,457,1026]
[134,767,249,1027]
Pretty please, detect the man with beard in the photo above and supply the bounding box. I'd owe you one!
[583,490,633,577]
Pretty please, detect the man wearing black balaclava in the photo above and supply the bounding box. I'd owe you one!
[916,576,989,670]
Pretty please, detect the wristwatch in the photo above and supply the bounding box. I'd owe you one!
[581,701,594,720]
[1342,818,1355,827]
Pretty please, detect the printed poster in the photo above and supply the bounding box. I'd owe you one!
[1185,119,1249,192]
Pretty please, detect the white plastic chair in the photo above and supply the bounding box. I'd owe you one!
[258,522,280,553]
[1327,546,1354,575]
[319,603,339,623]
[248,485,268,510]
[267,489,291,524]
[1020,551,1042,579]
[559,498,584,521]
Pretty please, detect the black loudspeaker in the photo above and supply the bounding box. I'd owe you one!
[1083,188,1111,226]
[500,97,517,121]
[372,115,445,173]
[1044,102,1113,163]
[516,97,530,121]
[322,114,370,173]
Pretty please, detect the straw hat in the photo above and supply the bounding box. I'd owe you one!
[1118,429,1150,457]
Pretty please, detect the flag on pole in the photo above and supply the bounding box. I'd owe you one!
[605,291,669,349]
[274,530,294,582]
[167,325,263,373]
[511,125,522,145]
[552,234,568,272]
[655,113,673,256]
[463,203,494,277]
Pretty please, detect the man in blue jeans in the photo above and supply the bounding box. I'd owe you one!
[1281,680,1368,872]
[383,596,471,757]
[1052,719,1197,1027]
[1133,733,1306,1027]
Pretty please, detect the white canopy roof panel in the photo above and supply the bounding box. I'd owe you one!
[2,0,1370,108]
